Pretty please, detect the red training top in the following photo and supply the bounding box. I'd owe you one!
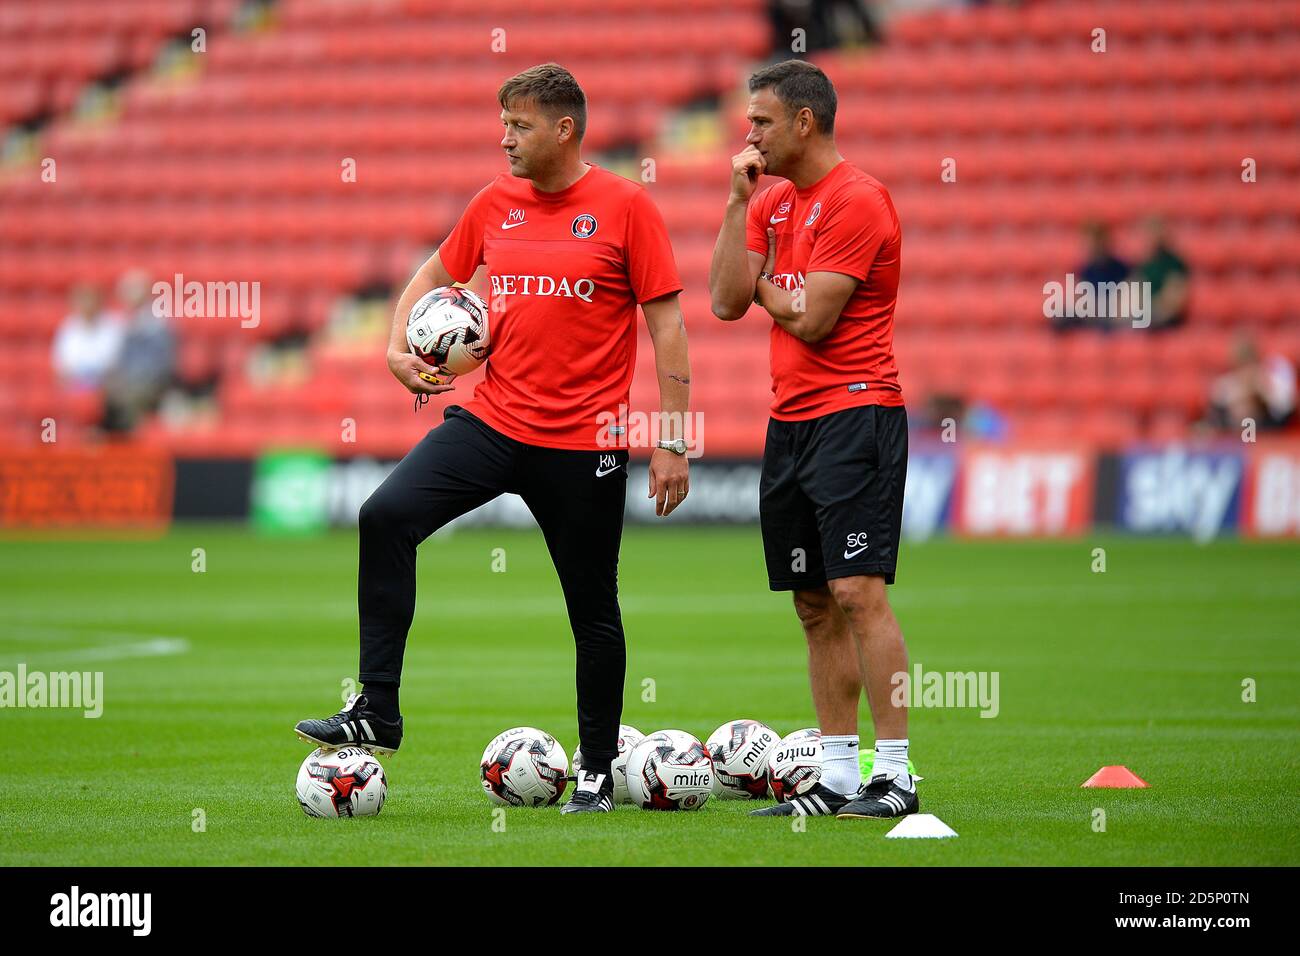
[746,159,904,420]
[439,164,682,449]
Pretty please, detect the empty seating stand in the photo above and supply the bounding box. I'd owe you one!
[0,0,1295,456]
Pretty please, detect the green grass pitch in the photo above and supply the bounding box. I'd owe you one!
[1,524,1296,866]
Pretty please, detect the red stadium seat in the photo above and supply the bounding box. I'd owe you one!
[3,0,1296,453]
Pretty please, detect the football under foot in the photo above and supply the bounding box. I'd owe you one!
[836,773,919,819]
[750,782,853,816]
[561,770,615,813]
[293,693,403,756]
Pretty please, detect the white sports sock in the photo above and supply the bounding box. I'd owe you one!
[873,738,911,789]
[819,734,861,795]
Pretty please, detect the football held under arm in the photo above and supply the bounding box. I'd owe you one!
[387,186,492,394]
[390,251,457,357]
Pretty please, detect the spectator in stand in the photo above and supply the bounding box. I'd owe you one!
[51,283,124,391]
[1131,216,1190,331]
[1203,333,1297,433]
[1053,220,1130,332]
[767,0,881,53]
[923,393,1009,441]
[102,269,177,433]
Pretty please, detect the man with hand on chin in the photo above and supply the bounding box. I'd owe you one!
[709,59,916,820]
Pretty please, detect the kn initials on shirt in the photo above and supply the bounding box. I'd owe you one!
[438,164,683,449]
[747,160,905,420]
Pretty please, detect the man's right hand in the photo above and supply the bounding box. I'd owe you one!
[729,145,766,203]
[387,349,456,395]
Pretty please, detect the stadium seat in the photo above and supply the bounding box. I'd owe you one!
[3,0,1296,453]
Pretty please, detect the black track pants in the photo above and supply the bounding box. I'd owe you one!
[356,405,628,763]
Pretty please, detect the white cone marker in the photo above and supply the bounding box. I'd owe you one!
[885,813,958,838]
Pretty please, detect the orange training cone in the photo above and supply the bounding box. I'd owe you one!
[1082,765,1148,788]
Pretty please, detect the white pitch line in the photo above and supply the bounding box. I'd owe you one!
[24,638,191,664]
[0,626,181,643]
[0,627,190,666]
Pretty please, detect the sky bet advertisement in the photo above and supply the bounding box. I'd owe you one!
[904,441,1300,539]
[216,438,1300,538]
[4,441,1299,538]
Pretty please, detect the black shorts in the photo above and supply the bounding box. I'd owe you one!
[760,404,908,590]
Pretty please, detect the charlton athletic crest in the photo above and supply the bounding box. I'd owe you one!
[571,214,598,238]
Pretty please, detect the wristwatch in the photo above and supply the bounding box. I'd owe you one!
[656,438,687,456]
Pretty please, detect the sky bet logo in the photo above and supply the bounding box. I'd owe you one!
[50,886,151,936]
[1120,449,1241,540]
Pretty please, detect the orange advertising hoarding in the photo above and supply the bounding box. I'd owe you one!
[0,448,174,530]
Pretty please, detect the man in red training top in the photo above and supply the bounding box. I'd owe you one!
[295,64,691,815]
[709,59,915,820]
